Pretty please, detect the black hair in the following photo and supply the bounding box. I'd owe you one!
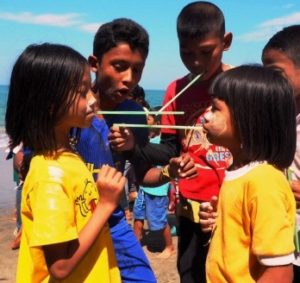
[129,85,150,108]
[131,85,145,100]
[210,65,296,169]
[5,43,88,154]
[177,1,225,40]
[262,25,300,67]
[93,18,149,61]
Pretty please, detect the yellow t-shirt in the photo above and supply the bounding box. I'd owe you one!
[17,152,120,283]
[206,163,296,283]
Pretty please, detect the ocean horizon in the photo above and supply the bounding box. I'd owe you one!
[0,85,165,148]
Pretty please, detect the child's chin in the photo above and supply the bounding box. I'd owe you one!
[206,134,215,144]
[78,120,93,129]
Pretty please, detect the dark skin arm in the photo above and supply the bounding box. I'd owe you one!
[290,180,300,209]
[142,153,198,187]
[257,264,293,283]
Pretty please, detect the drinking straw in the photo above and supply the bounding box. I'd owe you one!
[158,73,203,113]
[114,123,202,130]
[97,111,184,115]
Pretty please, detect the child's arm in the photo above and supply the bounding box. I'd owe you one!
[43,165,125,280]
[290,180,300,207]
[141,153,197,187]
[256,264,293,283]
[199,196,218,233]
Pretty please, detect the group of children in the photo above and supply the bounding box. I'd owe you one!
[5,1,300,282]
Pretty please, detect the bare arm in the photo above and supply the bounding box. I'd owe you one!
[142,153,198,187]
[43,165,125,279]
[290,180,300,208]
[257,265,293,283]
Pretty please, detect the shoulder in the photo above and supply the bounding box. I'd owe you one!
[245,164,292,199]
[165,75,189,96]
[29,153,83,179]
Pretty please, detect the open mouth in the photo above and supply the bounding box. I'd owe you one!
[118,89,130,97]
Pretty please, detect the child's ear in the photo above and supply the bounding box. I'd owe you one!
[223,32,233,51]
[88,55,98,73]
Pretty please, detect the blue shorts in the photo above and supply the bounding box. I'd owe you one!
[133,189,168,231]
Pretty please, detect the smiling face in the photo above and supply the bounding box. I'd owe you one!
[91,43,145,109]
[179,33,232,81]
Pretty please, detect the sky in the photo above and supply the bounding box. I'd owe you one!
[1,0,300,90]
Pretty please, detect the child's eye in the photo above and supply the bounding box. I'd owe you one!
[113,62,127,72]
[200,48,213,55]
[271,67,286,77]
[132,66,143,75]
[78,88,88,98]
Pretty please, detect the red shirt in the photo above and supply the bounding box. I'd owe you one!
[161,75,232,201]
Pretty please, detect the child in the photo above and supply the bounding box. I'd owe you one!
[6,144,24,250]
[109,2,233,282]
[133,109,174,259]
[201,65,296,282]
[77,18,157,282]
[262,24,300,283]
[5,43,124,282]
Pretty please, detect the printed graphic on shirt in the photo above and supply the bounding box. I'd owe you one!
[75,178,98,217]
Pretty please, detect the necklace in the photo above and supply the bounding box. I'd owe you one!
[68,127,81,153]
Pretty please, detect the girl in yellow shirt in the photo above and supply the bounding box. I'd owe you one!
[201,65,296,283]
[5,43,124,282]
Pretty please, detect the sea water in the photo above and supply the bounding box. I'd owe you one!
[0,85,165,148]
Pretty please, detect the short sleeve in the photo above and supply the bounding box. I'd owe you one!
[248,179,295,257]
[29,181,78,247]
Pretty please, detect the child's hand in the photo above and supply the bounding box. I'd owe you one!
[169,153,198,179]
[199,196,218,233]
[96,165,126,208]
[108,125,135,151]
[290,180,300,208]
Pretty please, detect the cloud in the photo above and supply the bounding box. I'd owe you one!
[0,12,81,27]
[238,12,300,42]
[78,23,102,33]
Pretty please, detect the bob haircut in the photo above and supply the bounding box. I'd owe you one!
[210,65,296,170]
[93,18,149,61]
[177,1,225,40]
[262,25,300,68]
[5,43,88,154]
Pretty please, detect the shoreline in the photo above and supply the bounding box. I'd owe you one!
[0,149,18,282]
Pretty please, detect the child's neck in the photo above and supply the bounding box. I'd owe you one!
[227,149,251,171]
[54,127,76,154]
[99,96,119,111]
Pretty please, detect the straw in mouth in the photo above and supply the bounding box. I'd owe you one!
[113,123,202,130]
[96,111,184,115]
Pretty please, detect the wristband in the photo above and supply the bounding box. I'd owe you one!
[161,165,171,179]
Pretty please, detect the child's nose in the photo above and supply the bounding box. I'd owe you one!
[87,91,97,110]
[203,107,212,122]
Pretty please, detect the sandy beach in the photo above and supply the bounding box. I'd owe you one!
[0,149,179,283]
